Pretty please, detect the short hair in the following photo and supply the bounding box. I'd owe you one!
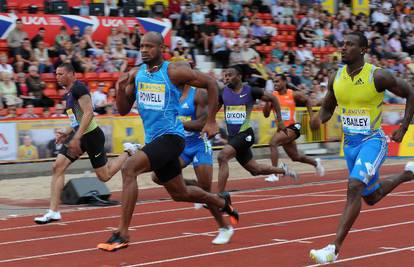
[349,32,368,48]
[276,73,287,81]
[227,65,243,76]
[58,63,75,73]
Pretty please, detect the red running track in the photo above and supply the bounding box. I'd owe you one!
[0,166,413,267]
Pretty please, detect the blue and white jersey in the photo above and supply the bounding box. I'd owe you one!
[135,61,184,144]
[178,86,202,146]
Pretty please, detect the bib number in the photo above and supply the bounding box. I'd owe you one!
[67,109,79,128]
[281,108,291,121]
[226,105,247,125]
[341,108,371,134]
[138,82,165,110]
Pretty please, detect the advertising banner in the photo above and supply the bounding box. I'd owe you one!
[0,122,17,160]
[0,13,172,46]
[321,0,337,15]
[352,0,370,16]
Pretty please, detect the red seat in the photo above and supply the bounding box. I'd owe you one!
[41,73,56,82]
[112,72,121,81]
[75,72,84,80]
[98,72,112,80]
[44,88,57,97]
[33,107,44,115]
[84,72,98,81]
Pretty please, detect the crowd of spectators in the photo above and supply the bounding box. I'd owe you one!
[0,0,413,120]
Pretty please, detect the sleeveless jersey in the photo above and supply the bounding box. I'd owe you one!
[135,61,184,144]
[272,89,296,126]
[178,86,201,146]
[222,84,256,136]
[333,63,383,136]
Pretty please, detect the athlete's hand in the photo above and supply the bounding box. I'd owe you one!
[55,130,68,144]
[391,126,408,143]
[277,121,288,135]
[310,116,321,131]
[201,121,219,139]
[117,72,130,91]
[68,137,82,157]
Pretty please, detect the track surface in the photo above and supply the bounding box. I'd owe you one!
[0,166,413,267]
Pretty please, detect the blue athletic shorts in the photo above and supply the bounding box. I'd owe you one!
[343,130,388,196]
[180,139,213,168]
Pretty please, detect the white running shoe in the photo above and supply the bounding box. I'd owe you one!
[405,161,414,174]
[310,244,338,264]
[315,158,325,177]
[123,143,141,156]
[34,210,61,225]
[280,162,298,180]
[265,174,280,182]
[212,226,234,245]
[194,203,204,210]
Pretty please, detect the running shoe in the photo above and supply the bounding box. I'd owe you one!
[405,161,414,174]
[315,158,325,176]
[309,244,338,264]
[97,232,129,252]
[280,162,298,180]
[194,203,204,210]
[34,210,61,224]
[212,226,234,245]
[265,174,279,182]
[218,191,239,225]
[123,143,141,156]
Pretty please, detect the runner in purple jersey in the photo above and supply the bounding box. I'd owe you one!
[216,66,298,193]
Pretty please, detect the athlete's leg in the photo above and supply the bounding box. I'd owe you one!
[217,145,237,192]
[49,154,73,211]
[243,158,287,176]
[283,140,317,167]
[95,152,129,182]
[269,128,297,167]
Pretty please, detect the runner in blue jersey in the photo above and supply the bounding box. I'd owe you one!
[217,66,298,193]
[153,84,234,244]
[97,32,239,251]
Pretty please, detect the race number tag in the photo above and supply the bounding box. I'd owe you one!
[281,108,291,121]
[341,108,371,134]
[226,105,247,125]
[67,108,79,128]
[138,82,165,110]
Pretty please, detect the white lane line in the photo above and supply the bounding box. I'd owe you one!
[0,202,413,263]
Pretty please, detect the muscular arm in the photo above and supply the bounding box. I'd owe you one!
[183,89,208,132]
[169,62,218,125]
[116,67,139,116]
[74,94,94,139]
[261,91,284,126]
[294,91,314,118]
[374,69,414,130]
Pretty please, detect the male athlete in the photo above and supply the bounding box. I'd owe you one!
[309,32,414,263]
[216,66,297,193]
[34,63,140,224]
[263,73,324,182]
[97,32,239,251]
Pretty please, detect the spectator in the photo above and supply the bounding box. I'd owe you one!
[240,40,260,63]
[26,65,53,107]
[386,33,409,59]
[15,72,32,106]
[229,43,245,66]
[3,104,17,118]
[18,135,39,160]
[31,27,45,49]
[33,41,54,73]
[42,106,50,118]
[296,43,314,63]
[55,26,70,50]
[239,17,251,39]
[130,24,142,50]
[212,29,229,68]
[288,66,301,86]
[13,38,33,73]
[250,18,270,45]
[20,104,39,118]
[50,103,66,118]
[70,26,82,46]
[47,129,63,158]
[110,41,128,72]
[92,82,108,115]
[82,26,103,56]
[106,27,122,50]
[0,54,14,75]
[7,19,28,56]
[79,0,90,16]
[271,42,284,60]
[0,72,22,107]
[300,67,313,90]
[198,17,218,54]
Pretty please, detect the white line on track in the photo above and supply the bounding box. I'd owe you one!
[0,202,413,263]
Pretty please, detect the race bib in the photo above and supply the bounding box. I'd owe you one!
[226,105,247,125]
[138,82,165,110]
[281,108,291,121]
[341,108,371,134]
[67,108,79,128]
[179,115,195,137]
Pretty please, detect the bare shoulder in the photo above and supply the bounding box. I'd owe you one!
[373,68,396,92]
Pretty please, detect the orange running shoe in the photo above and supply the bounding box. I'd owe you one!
[97,232,129,252]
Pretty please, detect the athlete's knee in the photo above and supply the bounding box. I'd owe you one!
[52,161,66,176]
[269,138,281,148]
[246,164,260,176]
[217,153,229,164]
[347,180,365,198]
[289,154,302,162]
[121,163,138,182]
[363,187,382,206]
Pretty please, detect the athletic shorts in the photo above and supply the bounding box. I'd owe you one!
[228,127,255,166]
[142,134,185,183]
[343,130,388,196]
[180,139,213,168]
[60,127,107,169]
[287,123,301,140]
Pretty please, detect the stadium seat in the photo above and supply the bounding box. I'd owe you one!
[84,72,98,81]
[41,73,56,82]
[33,107,44,116]
[98,72,112,80]
[75,72,84,81]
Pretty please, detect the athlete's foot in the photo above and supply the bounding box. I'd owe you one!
[218,191,239,225]
[123,143,141,156]
[265,174,279,182]
[212,226,234,245]
[405,162,414,178]
[309,244,338,264]
[97,232,129,252]
[280,162,298,180]
[315,158,325,176]
[34,210,61,224]
[194,203,204,210]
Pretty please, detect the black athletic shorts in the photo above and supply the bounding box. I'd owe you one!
[142,134,185,183]
[287,123,301,140]
[228,127,255,166]
[60,127,107,169]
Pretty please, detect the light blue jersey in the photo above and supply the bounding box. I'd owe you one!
[135,61,185,144]
[178,87,212,167]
